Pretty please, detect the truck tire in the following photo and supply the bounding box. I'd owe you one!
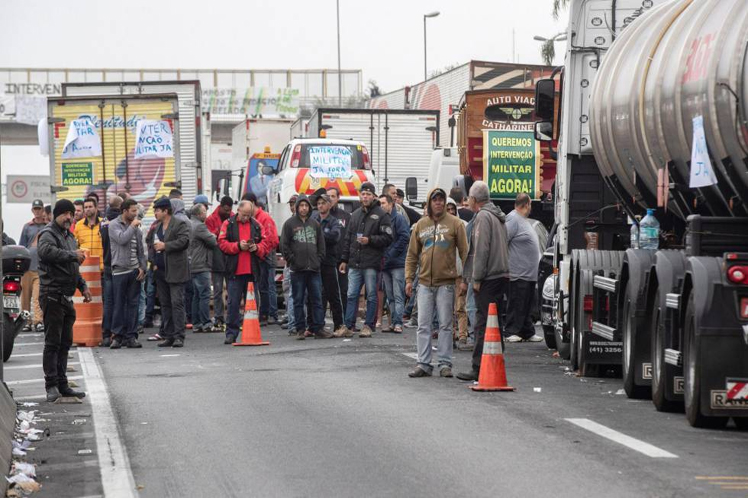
[554,325,570,360]
[543,325,557,349]
[3,315,15,363]
[684,294,728,429]
[622,295,649,398]
[650,289,682,412]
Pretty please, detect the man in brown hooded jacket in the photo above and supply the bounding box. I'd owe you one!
[405,188,468,378]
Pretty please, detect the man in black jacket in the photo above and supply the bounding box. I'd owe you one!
[327,186,351,316]
[280,195,328,340]
[311,194,345,336]
[146,196,191,348]
[37,199,92,402]
[335,182,393,338]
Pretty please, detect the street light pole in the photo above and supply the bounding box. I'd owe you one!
[423,11,440,80]
[337,0,342,107]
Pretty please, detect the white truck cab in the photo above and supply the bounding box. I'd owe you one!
[266,138,374,229]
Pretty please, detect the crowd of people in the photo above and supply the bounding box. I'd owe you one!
[8,180,546,401]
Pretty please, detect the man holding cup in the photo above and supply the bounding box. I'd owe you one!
[335,182,393,338]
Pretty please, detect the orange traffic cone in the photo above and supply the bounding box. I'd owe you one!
[233,283,269,346]
[470,302,515,392]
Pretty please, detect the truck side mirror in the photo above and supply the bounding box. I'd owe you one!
[405,177,418,201]
[534,121,553,142]
[534,78,555,122]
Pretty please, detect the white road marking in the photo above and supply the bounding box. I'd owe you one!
[160,354,181,357]
[10,350,81,358]
[5,375,83,386]
[13,342,45,347]
[401,352,418,360]
[565,418,678,458]
[5,361,80,370]
[79,348,137,498]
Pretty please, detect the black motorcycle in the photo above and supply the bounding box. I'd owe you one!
[3,245,31,362]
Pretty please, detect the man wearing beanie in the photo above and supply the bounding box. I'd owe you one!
[335,181,393,338]
[37,199,92,401]
[146,196,191,348]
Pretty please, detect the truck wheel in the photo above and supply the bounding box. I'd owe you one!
[651,299,681,412]
[542,325,557,349]
[622,296,649,399]
[554,326,570,360]
[3,315,15,362]
[684,294,728,428]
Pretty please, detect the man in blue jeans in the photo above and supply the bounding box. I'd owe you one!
[280,195,328,339]
[379,193,409,334]
[98,195,122,347]
[108,198,147,349]
[335,182,393,338]
[189,203,218,332]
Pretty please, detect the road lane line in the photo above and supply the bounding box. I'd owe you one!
[79,348,137,498]
[13,342,45,347]
[565,418,678,458]
[6,375,82,386]
[5,361,80,370]
[401,352,419,361]
[11,350,80,358]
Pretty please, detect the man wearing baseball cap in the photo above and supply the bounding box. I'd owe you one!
[19,199,48,332]
[37,199,92,401]
[335,182,393,338]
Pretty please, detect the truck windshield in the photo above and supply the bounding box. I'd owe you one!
[299,143,369,170]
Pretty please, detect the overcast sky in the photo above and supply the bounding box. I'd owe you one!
[1,0,568,93]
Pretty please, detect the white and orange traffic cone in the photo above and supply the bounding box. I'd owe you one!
[233,283,269,347]
[470,302,515,392]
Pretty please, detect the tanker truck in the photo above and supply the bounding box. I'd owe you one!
[533,0,748,428]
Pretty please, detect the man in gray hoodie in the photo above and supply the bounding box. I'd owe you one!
[189,203,218,332]
[108,198,147,349]
[456,181,510,382]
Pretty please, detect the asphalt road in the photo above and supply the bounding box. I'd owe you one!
[5,324,748,497]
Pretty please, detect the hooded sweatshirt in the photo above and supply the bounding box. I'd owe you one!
[280,195,326,272]
[405,189,468,287]
[462,202,510,284]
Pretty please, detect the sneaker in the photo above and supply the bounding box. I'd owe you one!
[314,329,334,339]
[404,318,417,329]
[172,338,184,348]
[46,386,60,403]
[22,324,32,332]
[281,322,289,330]
[296,331,306,341]
[100,337,112,348]
[408,366,432,378]
[159,338,176,347]
[333,326,353,338]
[456,369,479,381]
[59,386,86,398]
[524,335,543,343]
[35,323,45,332]
[224,335,236,345]
[147,333,163,342]
[109,338,123,349]
[304,330,314,338]
[125,339,143,349]
[440,367,454,378]
[505,335,523,343]
[359,325,373,338]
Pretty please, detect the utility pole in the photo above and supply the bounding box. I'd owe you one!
[337,0,342,107]
[423,11,440,80]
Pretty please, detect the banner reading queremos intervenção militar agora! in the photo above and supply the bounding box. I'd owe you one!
[482,130,543,201]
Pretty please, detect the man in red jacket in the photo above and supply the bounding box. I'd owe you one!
[241,193,279,325]
[218,200,267,344]
[206,196,233,328]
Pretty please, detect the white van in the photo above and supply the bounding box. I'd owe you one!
[265,138,374,230]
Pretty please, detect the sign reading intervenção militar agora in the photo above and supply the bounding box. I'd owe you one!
[61,162,94,186]
[483,130,541,200]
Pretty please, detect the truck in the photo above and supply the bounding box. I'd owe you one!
[534,0,748,428]
[231,117,294,202]
[46,89,195,231]
[306,108,439,201]
[59,81,206,207]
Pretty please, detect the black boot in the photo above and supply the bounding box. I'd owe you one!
[46,386,60,402]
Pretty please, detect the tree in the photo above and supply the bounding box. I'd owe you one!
[541,39,556,66]
[553,0,570,20]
